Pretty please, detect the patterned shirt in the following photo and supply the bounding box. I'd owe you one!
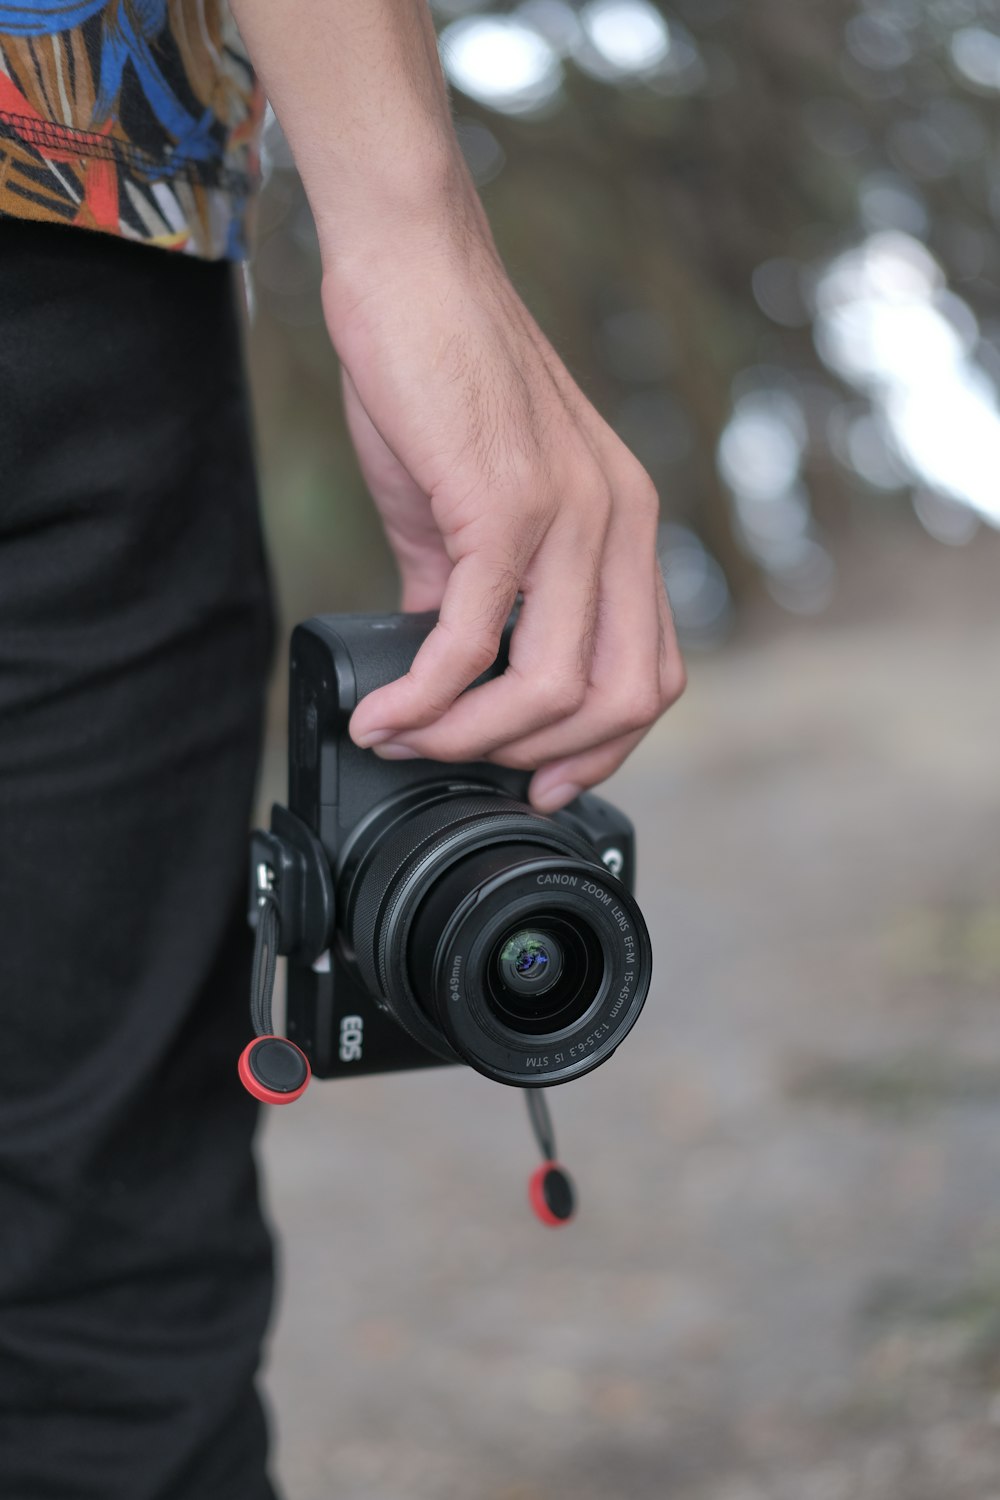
[0,1,263,260]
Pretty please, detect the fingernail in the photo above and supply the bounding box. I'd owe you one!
[353,728,395,749]
[372,742,420,761]
[532,781,582,813]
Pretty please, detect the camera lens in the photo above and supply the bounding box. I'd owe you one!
[497,928,563,995]
[345,786,651,1087]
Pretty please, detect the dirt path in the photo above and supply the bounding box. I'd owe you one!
[259,524,1000,1500]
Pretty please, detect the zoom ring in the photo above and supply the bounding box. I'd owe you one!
[349,794,538,997]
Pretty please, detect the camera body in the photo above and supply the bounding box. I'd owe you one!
[258,613,649,1088]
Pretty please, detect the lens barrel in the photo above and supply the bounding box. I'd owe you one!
[342,786,651,1087]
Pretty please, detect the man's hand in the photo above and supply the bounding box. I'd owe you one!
[230,0,685,810]
[329,213,685,812]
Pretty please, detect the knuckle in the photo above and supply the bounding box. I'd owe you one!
[635,463,659,500]
[613,683,663,735]
[405,674,456,724]
[663,657,687,705]
[491,743,538,772]
[634,480,661,527]
[435,614,502,681]
[420,693,454,721]
[557,459,606,514]
[537,671,588,719]
[462,634,500,679]
[613,450,657,499]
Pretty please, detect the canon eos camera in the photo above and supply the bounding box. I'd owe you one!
[247,613,652,1095]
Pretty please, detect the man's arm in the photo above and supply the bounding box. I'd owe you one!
[230,0,685,811]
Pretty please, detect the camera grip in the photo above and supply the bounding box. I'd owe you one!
[303,609,516,710]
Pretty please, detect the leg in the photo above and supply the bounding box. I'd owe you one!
[0,221,277,1500]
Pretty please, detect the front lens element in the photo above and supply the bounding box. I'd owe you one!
[485,914,602,1037]
[497,928,563,995]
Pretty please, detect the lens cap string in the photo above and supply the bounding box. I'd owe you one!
[525,1087,557,1161]
[250,893,281,1039]
[239,882,312,1106]
[524,1090,576,1226]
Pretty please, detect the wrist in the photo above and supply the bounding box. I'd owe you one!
[311,141,478,279]
[317,158,495,341]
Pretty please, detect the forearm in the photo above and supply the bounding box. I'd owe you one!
[230,0,475,271]
[233,0,684,808]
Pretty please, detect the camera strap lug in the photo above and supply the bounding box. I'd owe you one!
[248,805,335,966]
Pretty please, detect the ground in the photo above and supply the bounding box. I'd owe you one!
[258,521,1000,1500]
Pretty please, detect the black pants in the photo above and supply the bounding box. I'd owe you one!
[0,221,277,1499]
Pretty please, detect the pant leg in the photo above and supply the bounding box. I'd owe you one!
[0,221,278,1500]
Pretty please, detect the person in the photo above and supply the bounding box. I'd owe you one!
[0,1,685,1495]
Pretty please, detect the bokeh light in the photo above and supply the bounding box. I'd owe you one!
[718,391,807,503]
[579,0,670,75]
[439,15,563,115]
[814,231,1000,529]
[950,26,1000,90]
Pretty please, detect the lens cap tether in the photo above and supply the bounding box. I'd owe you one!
[236,852,319,1110]
[524,1089,576,1227]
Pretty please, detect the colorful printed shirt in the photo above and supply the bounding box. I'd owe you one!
[0,1,263,260]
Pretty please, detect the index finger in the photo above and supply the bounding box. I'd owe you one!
[349,548,521,746]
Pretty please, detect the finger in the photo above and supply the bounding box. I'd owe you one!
[489,587,682,772]
[484,512,680,773]
[362,512,607,762]
[528,729,649,812]
[382,515,453,612]
[395,553,453,613]
[349,546,523,745]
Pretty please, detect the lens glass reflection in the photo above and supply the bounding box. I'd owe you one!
[486,915,602,1036]
[498,928,564,995]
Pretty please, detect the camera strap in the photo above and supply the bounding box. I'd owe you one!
[237,869,312,1106]
[250,892,281,1040]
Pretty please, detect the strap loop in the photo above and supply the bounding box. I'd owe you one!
[250,892,281,1039]
[524,1087,557,1162]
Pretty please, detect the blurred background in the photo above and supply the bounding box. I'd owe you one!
[246,2,1000,1496]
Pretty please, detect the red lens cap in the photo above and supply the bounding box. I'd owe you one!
[238,1036,311,1105]
[528,1163,576,1226]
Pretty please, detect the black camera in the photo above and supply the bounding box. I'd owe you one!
[246,612,652,1095]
